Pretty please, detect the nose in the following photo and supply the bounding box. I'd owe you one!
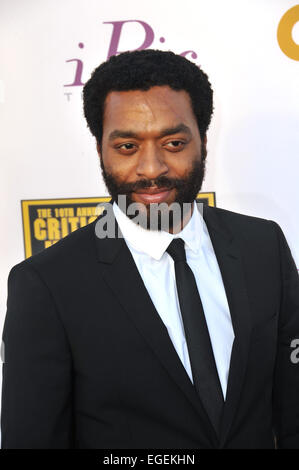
[136,143,169,180]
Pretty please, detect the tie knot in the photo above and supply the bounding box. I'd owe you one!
[166,238,186,262]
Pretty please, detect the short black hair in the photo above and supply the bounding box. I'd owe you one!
[83,49,213,143]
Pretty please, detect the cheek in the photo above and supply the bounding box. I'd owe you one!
[101,148,125,171]
[166,156,195,178]
[102,154,137,182]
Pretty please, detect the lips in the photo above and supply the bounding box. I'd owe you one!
[133,187,173,203]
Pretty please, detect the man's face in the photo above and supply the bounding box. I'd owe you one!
[98,85,207,230]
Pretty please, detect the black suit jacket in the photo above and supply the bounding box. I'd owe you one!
[1,202,299,449]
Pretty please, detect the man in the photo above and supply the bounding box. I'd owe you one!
[1,50,299,449]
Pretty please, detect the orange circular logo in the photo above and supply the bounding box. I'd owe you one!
[277,5,299,60]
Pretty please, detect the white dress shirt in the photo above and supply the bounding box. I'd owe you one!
[113,200,234,399]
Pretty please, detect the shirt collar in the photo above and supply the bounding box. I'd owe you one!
[113,200,203,261]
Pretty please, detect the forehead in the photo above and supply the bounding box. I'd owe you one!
[102,86,198,135]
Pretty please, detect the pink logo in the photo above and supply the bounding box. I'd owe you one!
[64,20,198,89]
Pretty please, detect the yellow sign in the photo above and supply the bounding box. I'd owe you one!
[21,193,216,258]
[277,5,299,61]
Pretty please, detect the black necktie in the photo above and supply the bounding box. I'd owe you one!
[166,237,224,435]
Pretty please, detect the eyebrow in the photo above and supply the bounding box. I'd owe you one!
[108,123,192,142]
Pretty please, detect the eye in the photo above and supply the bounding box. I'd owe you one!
[118,143,135,150]
[116,142,137,154]
[164,140,186,151]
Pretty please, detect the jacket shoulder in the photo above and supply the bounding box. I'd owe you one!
[202,203,278,233]
[206,205,273,226]
[202,204,282,252]
[10,220,97,279]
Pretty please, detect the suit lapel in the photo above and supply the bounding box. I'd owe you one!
[93,202,219,443]
[202,204,253,447]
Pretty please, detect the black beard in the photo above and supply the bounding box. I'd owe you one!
[99,144,207,231]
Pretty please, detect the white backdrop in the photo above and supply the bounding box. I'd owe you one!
[1,0,298,440]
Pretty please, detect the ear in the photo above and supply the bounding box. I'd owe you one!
[202,134,208,154]
[96,141,102,157]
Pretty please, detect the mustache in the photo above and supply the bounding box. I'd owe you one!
[110,175,187,195]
